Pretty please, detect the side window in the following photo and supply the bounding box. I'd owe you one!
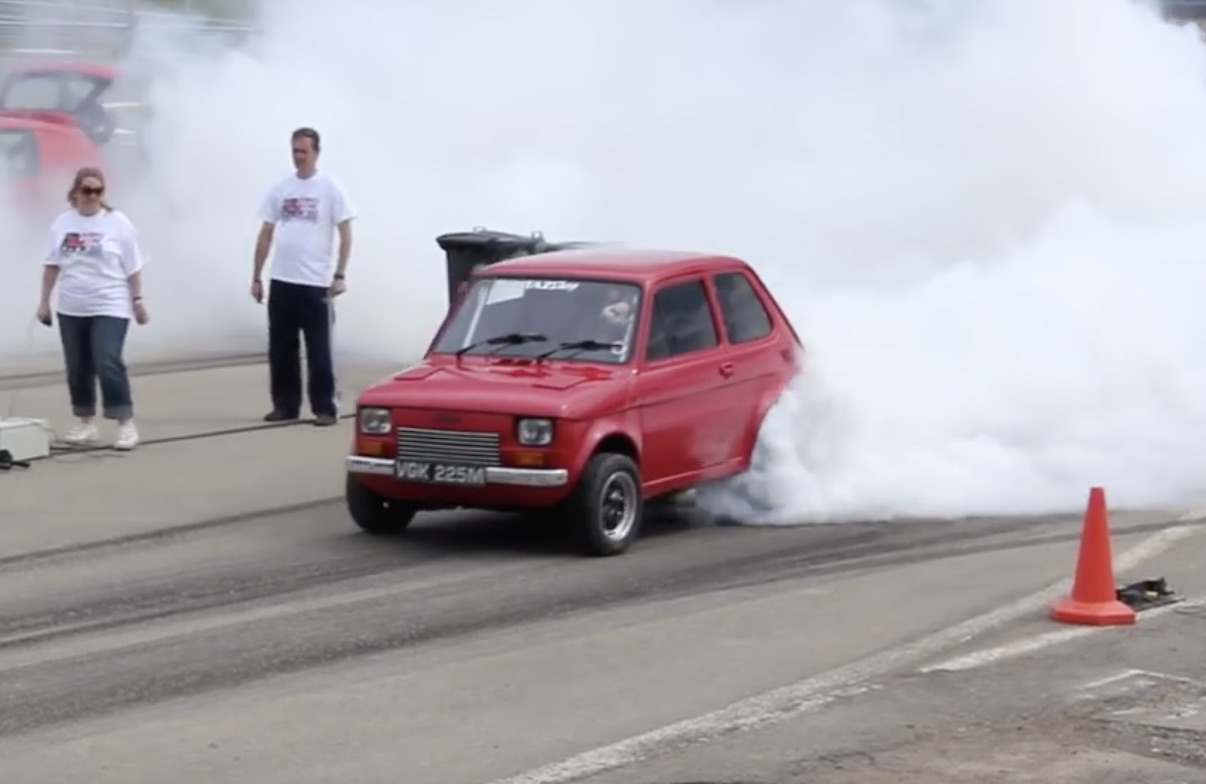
[0,129,40,179]
[714,271,773,344]
[645,279,719,361]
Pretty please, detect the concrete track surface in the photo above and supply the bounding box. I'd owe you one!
[2,359,1204,783]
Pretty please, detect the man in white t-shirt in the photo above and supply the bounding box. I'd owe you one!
[251,127,355,426]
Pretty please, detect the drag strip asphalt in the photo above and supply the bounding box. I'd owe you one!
[0,351,266,391]
[0,503,1093,740]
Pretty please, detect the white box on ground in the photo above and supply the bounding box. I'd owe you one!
[0,417,52,462]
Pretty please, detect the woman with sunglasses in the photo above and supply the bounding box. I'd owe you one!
[36,166,150,450]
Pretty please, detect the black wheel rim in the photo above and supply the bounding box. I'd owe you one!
[599,471,637,541]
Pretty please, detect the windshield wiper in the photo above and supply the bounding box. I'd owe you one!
[454,332,549,358]
[534,339,624,360]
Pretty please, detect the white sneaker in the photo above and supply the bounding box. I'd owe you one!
[114,421,140,451]
[64,422,99,445]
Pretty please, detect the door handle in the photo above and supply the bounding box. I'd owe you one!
[719,362,735,378]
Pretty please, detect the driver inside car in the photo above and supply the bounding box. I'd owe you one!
[599,285,637,327]
[593,286,638,348]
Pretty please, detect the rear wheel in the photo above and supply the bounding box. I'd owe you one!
[568,453,644,556]
[345,474,417,535]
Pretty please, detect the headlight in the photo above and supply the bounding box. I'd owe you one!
[358,407,391,434]
[516,417,553,446]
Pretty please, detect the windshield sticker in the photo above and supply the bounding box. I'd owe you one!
[524,280,580,292]
[485,279,527,304]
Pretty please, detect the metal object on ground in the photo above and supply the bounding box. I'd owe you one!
[1116,577,1183,612]
[0,416,51,463]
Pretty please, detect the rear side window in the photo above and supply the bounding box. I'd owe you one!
[645,279,719,361]
[714,271,773,344]
[0,128,39,179]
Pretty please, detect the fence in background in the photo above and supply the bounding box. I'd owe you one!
[1163,0,1206,17]
[0,0,255,60]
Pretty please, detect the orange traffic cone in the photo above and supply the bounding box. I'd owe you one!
[1049,486,1136,626]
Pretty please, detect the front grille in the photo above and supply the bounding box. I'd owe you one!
[395,427,501,466]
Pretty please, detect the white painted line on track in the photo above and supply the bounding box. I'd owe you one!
[921,596,1206,674]
[1079,668,1203,692]
[1082,668,1151,691]
[1081,668,1204,691]
[484,522,1198,784]
[919,525,1201,674]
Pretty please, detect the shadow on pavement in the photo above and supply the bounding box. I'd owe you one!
[354,504,718,559]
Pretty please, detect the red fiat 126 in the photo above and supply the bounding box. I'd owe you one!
[344,245,805,556]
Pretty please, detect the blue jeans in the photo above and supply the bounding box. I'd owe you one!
[57,314,134,421]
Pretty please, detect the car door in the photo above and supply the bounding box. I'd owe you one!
[634,276,745,493]
[710,268,794,462]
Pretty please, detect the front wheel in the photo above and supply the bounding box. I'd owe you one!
[568,453,644,556]
[345,474,417,535]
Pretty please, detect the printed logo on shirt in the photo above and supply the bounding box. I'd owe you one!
[281,197,320,223]
[60,232,104,257]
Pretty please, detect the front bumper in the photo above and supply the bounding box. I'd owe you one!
[345,456,569,488]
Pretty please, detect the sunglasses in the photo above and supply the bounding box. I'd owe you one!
[79,185,104,197]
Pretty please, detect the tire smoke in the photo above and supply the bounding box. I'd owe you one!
[5,0,1205,521]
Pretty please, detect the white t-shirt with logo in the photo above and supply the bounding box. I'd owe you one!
[44,208,146,319]
[258,171,355,287]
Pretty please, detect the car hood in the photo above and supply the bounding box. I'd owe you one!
[359,359,633,419]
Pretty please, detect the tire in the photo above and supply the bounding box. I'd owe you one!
[568,453,644,557]
[345,474,417,535]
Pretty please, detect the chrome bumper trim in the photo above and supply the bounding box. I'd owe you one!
[488,466,569,487]
[345,456,395,476]
[345,457,569,487]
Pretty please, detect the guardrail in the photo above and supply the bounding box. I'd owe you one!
[0,0,254,60]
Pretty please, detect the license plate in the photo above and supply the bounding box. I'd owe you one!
[395,460,487,486]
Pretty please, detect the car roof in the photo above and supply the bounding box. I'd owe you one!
[6,61,119,80]
[0,115,76,132]
[479,247,750,284]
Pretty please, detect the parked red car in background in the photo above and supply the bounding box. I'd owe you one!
[0,61,136,150]
[0,59,155,221]
[0,114,107,221]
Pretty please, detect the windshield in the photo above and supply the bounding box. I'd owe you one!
[0,128,38,179]
[432,277,643,364]
[1,72,105,113]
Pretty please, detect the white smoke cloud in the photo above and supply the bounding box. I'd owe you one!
[5,0,1206,522]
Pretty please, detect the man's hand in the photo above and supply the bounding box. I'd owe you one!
[251,221,274,304]
[328,277,346,297]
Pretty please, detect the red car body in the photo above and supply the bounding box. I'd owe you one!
[344,246,805,556]
[0,59,153,218]
[0,115,108,222]
[0,61,125,145]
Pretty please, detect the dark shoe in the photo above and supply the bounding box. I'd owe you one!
[313,414,338,426]
[263,409,299,423]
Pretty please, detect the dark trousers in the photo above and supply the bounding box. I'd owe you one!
[57,314,133,421]
[267,279,336,418]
